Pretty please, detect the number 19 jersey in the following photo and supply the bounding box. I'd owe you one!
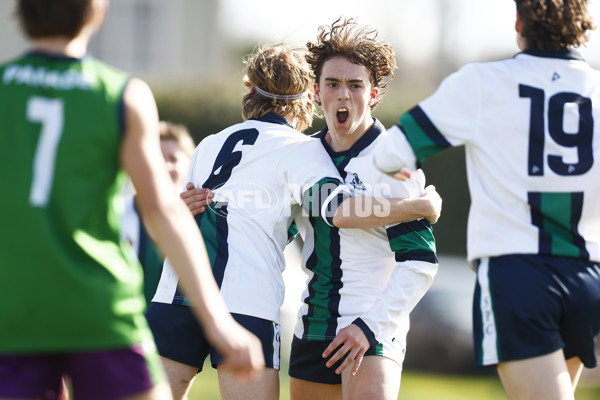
[375,49,600,263]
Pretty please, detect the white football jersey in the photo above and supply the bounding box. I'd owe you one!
[294,119,438,346]
[153,114,348,323]
[374,49,600,263]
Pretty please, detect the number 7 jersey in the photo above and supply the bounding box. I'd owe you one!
[0,52,151,352]
[375,49,600,263]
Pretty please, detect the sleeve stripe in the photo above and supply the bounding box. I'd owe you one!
[351,318,379,349]
[386,219,431,239]
[395,252,439,263]
[400,106,452,165]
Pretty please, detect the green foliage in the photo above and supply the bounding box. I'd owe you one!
[154,83,245,145]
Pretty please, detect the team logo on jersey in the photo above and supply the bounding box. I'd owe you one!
[208,180,279,220]
[349,173,366,192]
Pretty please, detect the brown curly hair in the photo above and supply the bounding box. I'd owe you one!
[16,0,95,39]
[515,0,595,51]
[241,44,315,133]
[306,17,397,110]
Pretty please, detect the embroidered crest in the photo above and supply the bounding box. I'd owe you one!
[350,173,366,191]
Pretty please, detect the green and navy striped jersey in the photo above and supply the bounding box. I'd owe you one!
[294,119,437,346]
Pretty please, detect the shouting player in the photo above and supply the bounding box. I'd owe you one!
[151,42,442,400]
[288,18,438,400]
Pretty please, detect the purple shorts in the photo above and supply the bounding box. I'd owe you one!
[0,345,165,400]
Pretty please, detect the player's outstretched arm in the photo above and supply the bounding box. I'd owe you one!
[181,182,441,229]
[332,185,442,229]
[120,78,264,381]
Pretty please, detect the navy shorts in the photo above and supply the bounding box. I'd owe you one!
[473,254,600,368]
[288,335,388,385]
[0,345,164,400]
[146,302,280,370]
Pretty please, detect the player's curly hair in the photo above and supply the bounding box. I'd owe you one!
[16,0,95,39]
[306,17,397,110]
[242,44,315,133]
[515,0,595,51]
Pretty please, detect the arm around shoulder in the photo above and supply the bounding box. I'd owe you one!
[332,185,442,228]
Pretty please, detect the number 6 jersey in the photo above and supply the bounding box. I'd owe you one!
[374,49,600,263]
[152,113,349,325]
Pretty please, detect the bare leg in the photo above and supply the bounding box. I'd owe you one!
[59,377,71,400]
[289,376,342,400]
[497,349,574,400]
[160,356,198,400]
[218,366,279,400]
[566,356,583,390]
[341,356,401,400]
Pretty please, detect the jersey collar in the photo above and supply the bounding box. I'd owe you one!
[518,47,585,61]
[313,117,384,159]
[26,50,90,62]
[251,112,295,129]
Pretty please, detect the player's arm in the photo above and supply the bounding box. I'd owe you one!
[374,64,481,176]
[372,124,420,175]
[180,181,441,228]
[120,77,264,380]
[323,260,437,375]
[331,186,441,228]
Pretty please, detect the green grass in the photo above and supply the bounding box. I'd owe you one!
[187,362,600,399]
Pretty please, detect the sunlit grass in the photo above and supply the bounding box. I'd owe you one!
[187,361,600,400]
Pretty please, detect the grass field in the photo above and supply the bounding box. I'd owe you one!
[188,362,600,399]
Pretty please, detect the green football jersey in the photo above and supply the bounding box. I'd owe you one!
[0,52,152,352]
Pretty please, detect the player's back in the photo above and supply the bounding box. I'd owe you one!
[0,52,148,352]
[154,112,342,324]
[415,49,600,262]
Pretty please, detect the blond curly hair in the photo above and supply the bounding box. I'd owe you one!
[241,44,315,133]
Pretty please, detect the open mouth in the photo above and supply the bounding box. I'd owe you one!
[336,107,349,124]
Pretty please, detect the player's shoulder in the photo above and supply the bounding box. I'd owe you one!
[453,57,516,79]
[81,55,130,89]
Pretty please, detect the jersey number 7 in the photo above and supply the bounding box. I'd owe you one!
[27,96,64,207]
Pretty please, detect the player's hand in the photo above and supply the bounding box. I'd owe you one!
[180,182,213,216]
[322,324,370,376]
[208,320,265,382]
[421,185,442,224]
